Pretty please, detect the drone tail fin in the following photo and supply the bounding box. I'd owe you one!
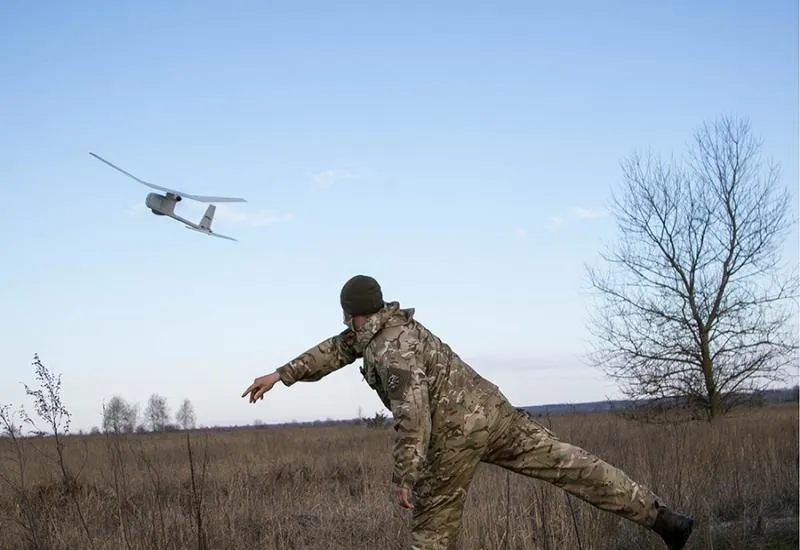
[184,204,237,241]
[199,204,216,231]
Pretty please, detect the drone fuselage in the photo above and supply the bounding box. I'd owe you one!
[145,192,182,216]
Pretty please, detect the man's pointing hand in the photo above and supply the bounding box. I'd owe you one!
[241,372,281,403]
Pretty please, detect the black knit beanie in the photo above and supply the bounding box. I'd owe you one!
[340,275,384,316]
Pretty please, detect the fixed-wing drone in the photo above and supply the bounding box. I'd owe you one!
[89,152,246,241]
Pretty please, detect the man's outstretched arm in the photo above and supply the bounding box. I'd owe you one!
[276,328,361,386]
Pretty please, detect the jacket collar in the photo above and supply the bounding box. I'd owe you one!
[348,301,414,353]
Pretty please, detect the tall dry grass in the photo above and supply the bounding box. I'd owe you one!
[0,403,797,550]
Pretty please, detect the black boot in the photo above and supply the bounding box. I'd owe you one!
[652,506,695,549]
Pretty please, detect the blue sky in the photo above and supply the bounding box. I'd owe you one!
[1,1,797,432]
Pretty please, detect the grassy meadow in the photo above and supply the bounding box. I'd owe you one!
[0,403,797,550]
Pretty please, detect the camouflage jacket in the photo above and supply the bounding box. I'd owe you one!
[276,301,506,490]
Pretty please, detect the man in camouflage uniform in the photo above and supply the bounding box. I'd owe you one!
[242,275,695,549]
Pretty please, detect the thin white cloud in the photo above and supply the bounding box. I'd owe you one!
[312,169,361,188]
[206,204,294,227]
[545,206,609,232]
[514,227,527,240]
[571,207,609,220]
[181,202,293,227]
[206,204,293,227]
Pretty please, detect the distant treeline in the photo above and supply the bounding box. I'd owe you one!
[36,385,795,437]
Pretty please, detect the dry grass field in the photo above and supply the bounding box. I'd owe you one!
[0,403,797,550]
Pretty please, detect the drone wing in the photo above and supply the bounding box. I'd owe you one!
[179,193,247,203]
[89,152,247,203]
[89,152,190,196]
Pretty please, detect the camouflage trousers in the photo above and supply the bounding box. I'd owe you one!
[408,401,662,550]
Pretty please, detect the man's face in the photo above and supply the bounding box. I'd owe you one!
[343,310,367,330]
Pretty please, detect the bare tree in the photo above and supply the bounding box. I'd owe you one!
[585,115,798,420]
[101,396,138,434]
[19,354,95,545]
[175,398,197,430]
[143,394,170,432]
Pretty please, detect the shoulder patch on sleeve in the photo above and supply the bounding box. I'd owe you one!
[386,367,412,401]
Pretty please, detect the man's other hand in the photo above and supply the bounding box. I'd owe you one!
[241,372,281,403]
[392,484,414,509]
